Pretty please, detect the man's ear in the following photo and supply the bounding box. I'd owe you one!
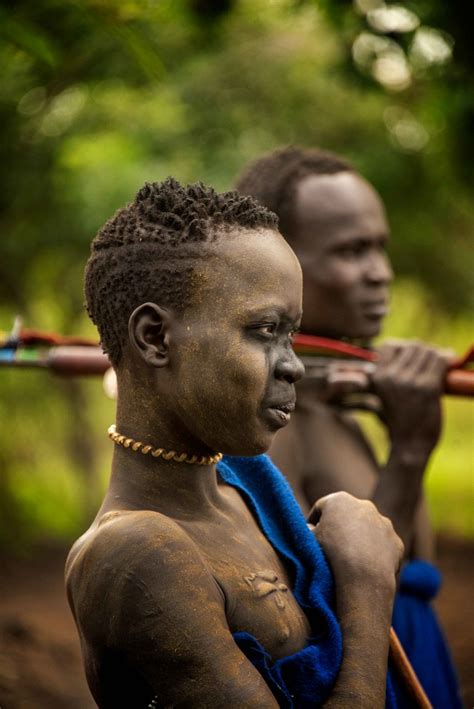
[128,302,172,368]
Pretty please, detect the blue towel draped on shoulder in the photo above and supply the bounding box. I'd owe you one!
[217,454,342,707]
[218,455,461,709]
[218,455,398,708]
[392,560,462,709]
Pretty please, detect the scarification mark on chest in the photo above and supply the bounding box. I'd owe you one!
[244,569,289,609]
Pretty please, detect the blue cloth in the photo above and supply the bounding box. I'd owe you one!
[217,455,461,709]
[217,455,342,707]
[218,455,402,708]
[392,560,462,709]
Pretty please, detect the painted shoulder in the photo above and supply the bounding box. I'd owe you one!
[65,510,217,638]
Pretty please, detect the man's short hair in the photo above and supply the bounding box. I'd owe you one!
[85,177,278,366]
[235,146,353,244]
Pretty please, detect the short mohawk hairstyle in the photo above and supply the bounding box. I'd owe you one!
[235,146,353,243]
[85,177,278,366]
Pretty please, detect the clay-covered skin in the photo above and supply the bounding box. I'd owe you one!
[270,172,448,558]
[67,228,307,707]
[66,227,402,708]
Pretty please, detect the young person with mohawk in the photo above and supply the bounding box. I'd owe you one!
[67,178,404,708]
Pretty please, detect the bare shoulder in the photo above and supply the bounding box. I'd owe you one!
[300,402,376,463]
[284,403,380,506]
[67,508,199,579]
[66,509,222,641]
[65,509,276,706]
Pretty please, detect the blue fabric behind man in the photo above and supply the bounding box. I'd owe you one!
[393,560,462,709]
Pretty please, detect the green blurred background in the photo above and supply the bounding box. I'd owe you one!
[0,0,472,549]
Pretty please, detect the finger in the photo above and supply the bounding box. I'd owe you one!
[383,342,446,379]
[436,347,456,363]
[417,352,449,393]
[408,346,435,377]
[306,491,343,524]
[380,338,410,349]
[391,344,422,373]
[376,342,403,367]
[378,338,422,355]
[376,343,420,378]
[307,504,322,526]
[376,340,426,371]
[326,370,370,396]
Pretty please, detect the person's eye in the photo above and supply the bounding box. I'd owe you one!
[338,245,363,258]
[251,323,277,338]
[259,323,276,336]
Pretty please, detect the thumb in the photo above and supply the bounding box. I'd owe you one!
[307,500,323,526]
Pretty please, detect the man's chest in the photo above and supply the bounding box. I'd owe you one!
[178,498,311,660]
[272,406,379,505]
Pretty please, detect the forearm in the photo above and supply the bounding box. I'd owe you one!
[373,445,431,551]
[411,496,435,561]
[368,340,446,551]
[324,581,394,708]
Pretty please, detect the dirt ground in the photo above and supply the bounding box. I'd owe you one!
[0,535,472,709]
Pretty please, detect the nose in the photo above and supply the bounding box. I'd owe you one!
[275,349,305,384]
[365,251,393,286]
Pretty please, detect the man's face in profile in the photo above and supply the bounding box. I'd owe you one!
[160,228,303,457]
[292,171,393,340]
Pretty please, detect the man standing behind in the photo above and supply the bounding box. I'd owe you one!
[236,146,462,708]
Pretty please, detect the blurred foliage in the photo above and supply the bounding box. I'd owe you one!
[0,0,472,547]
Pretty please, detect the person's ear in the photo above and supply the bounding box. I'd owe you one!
[128,302,172,368]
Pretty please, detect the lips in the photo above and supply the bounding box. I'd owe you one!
[264,400,296,428]
[361,301,388,318]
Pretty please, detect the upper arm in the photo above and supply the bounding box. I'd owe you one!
[69,512,278,707]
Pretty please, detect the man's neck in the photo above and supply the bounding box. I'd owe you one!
[107,444,223,518]
[105,381,225,518]
[294,375,328,410]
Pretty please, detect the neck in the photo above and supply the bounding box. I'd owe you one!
[108,445,222,518]
[105,374,224,517]
[294,375,328,409]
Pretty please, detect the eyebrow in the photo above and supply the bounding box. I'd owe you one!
[331,232,389,247]
[245,305,303,322]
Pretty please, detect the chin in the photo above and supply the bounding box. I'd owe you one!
[347,319,384,340]
[220,433,272,458]
[362,324,383,339]
[304,320,382,342]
